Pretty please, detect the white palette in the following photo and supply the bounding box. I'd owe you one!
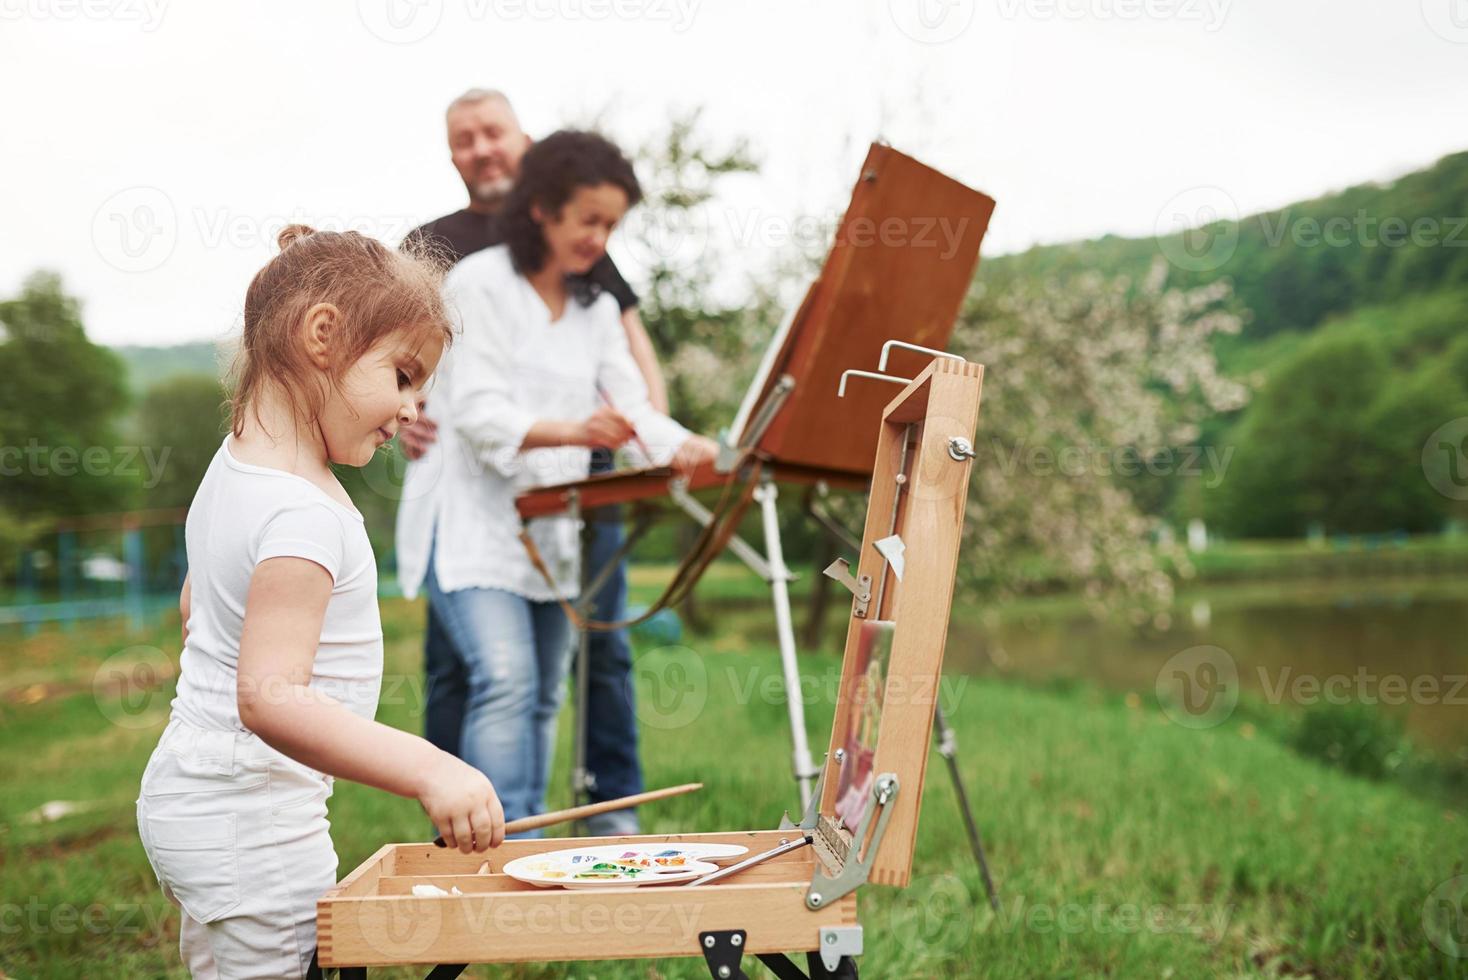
[503,842,748,889]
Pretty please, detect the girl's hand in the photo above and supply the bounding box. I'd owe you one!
[417,751,505,853]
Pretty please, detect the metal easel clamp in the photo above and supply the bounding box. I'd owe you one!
[720,374,795,472]
[780,751,832,831]
[805,773,899,910]
[821,559,872,618]
[714,442,740,474]
[817,927,864,974]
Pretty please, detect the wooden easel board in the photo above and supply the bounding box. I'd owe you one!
[819,358,985,886]
[513,143,995,522]
[738,144,995,477]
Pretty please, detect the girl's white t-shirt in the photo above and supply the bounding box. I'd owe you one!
[169,437,384,734]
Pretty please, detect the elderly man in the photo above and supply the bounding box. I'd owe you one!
[397,89,662,836]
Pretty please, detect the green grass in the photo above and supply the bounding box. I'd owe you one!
[2,598,1465,978]
[1178,534,1468,583]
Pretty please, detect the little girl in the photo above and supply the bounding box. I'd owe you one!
[136,225,503,979]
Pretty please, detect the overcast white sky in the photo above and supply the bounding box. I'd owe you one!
[2,0,1465,346]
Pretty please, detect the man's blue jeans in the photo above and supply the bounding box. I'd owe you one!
[581,516,645,823]
[423,559,571,836]
[422,605,465,759]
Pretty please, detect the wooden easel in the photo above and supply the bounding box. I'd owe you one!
[315,356,984,978]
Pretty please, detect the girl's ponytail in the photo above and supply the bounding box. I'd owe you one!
[275,223,317,251]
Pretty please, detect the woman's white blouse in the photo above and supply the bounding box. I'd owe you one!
[395,245,690,602]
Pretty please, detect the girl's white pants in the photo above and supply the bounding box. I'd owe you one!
[136,717,337,979]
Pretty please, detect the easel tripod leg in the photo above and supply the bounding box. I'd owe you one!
[755,477,819,810]
[746,952,860,979]
[933,702,1000,911]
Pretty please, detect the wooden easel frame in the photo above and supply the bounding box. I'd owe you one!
[316,358,983,976]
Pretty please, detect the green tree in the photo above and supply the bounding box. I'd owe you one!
[0,272,131,521]
[132,373,228,509]
[1213,331,1379,536]
[1356,365,1468,533]
[1209,328,1468,537]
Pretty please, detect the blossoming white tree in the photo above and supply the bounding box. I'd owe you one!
[952,262,1247,613]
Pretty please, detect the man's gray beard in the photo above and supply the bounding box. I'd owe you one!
[469,179,513,213]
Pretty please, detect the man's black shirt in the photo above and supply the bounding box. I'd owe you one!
[407,208,639,313]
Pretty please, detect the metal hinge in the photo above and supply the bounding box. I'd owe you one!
[822,559,872,618]
[805,773,899,910]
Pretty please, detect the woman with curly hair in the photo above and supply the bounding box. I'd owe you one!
[409,130,718,829]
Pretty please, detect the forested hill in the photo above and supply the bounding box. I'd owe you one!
[978,149,1468,538]
[111,341,221,395]
[981,149,1468,345]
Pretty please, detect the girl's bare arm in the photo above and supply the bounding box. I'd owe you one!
[236,557,503,852]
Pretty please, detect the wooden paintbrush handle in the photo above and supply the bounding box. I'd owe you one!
[432,782,704,848]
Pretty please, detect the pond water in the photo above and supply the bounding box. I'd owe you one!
[945,577,1468,754]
